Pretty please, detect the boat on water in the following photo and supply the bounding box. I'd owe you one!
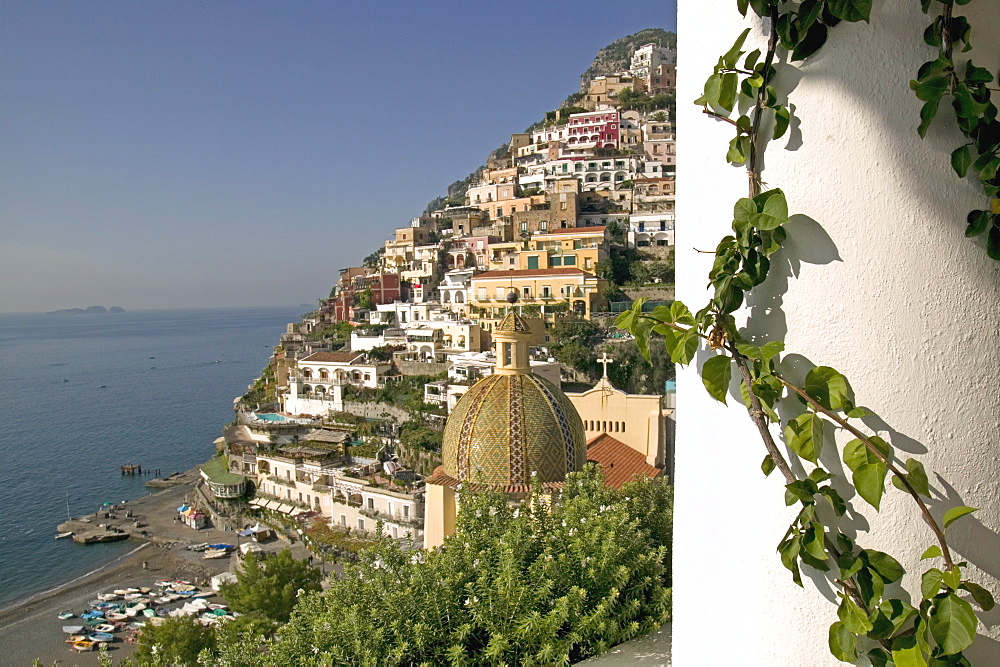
[57,612,74,620]
[55,531,73,539]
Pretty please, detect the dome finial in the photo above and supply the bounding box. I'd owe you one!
[506,290,519,304]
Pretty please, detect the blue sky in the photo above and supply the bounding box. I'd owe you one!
[0,1,676,312]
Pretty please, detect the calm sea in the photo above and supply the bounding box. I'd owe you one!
[0,306,302,608]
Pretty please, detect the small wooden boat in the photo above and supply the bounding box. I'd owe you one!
[138,586,151,594]
[142,608,157,618]
[88,632,114,642]
[126,621,145,630]
[62,625,85,634]
[57,612,74,620]
[97,593,118,601]
[71,640,95,652]
[202,549,230,560]
[105,612,127,622]
[65,634,87,643]
[156,607,169,616]
[56,531,73,539]
[93,623,116,633]
[82,618,103,627]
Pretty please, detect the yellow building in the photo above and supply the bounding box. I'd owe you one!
[467,268,606,329]
[565,354,674,472]
[518,226,608,274]
[423,305,587,549]
[382,226,431,273]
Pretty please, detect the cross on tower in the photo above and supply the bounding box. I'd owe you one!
[597,352,614,379]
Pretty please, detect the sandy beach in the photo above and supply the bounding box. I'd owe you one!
[0,469,309,666]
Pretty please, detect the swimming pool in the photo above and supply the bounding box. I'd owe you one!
[253,413,309,423]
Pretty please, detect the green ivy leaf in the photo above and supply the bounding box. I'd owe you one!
[964,210,989,237]
[695,73,723,108]
[959,581,995,611]
[722,28,751,70]
[785,413,824,463]
[910,75,949,103]
[891,458,931,497]
[761,454,776,477]
[843,436,891,472]
[727,135,747,164]
[951,145,973,178]
[820,486,847,516]
[669,300,696,326]
[720,72,739,112]
[701,354,732,404]
[828,621,857,662]
[864,549,906,583]
[942,506,978,530]
[671,330,699,366]
[779,534,803,586]
[917,99,940,138]
[890,635,928,667]
[792,22,828,61]
[921,545,943,560]
[854,462,887,511]
[838,596,874,634]
[805,366,855,412]
[734,197,757,223]
[760,341,784,361]
[827,0,872,22]
[773,106,791,139]
[846,406,871,418]
[964,60,994,85]
[929,593,977,655]
[923,568,944,598]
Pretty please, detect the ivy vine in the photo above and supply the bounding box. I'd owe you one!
[618,1,995,663]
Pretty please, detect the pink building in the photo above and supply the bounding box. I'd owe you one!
[565,109,621,152]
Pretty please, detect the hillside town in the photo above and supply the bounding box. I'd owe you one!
[200,37,677,555]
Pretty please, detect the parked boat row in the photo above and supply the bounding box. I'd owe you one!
[57,580,234,652]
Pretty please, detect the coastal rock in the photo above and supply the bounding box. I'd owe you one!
[46,305,125,315]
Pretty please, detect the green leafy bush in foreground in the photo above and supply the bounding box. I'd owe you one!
[263,466,672,666]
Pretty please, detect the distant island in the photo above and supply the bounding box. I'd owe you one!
[46,306,126,315]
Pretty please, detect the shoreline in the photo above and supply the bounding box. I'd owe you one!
[0,463,312,665]
[0,542,151,617]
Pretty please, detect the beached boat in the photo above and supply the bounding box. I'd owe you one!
[65,634,87,643]
[97,593,118,601]
[156,607,169,616]
[62,625,85,634]
[93,623,116,633]
[202,549,230,560]
[57,611,74,620]
[126,621,145,630]
[142,608,157,618]
[105,611,127,622]
[87,632,114,643]
[71,640,95,652]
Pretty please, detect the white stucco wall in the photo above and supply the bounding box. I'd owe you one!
[674,1,1000,664]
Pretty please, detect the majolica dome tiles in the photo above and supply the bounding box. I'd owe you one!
[441,373,586,487]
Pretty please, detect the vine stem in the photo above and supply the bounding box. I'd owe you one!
[728,347,796,485]
[775,375,956,570]
[747,3,779,197]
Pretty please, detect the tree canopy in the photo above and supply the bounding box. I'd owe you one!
[259,467,672,666]
[221,548,322,623]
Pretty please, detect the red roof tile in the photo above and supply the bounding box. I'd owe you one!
[586,434,660,489]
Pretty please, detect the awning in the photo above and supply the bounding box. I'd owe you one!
[290,508,304,516]
[176,505,190,513]
[275,503,295,514]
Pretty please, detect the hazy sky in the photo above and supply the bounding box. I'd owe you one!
[1,1,676,313]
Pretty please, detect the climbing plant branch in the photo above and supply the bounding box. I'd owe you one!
[616,1,996,663]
